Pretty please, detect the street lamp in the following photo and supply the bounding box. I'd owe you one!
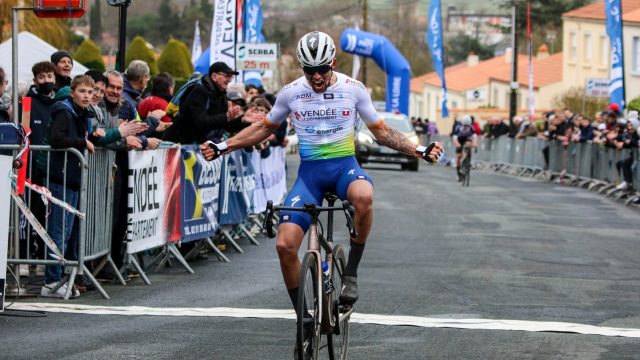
[107,0,131,72]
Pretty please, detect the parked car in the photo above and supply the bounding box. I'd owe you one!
[355,112,421,171]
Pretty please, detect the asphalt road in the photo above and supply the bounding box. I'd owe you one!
[2,156,640,360]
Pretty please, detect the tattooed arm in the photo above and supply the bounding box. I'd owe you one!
[369,121,444,163]
[369,122,422,157]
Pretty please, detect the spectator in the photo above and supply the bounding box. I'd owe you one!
[615,120,639,191]
[41,75,97,298]
[0,66,11,122]
[26,62,57,146]
[471,116,483,135]
[85,70,141,148]
[137,72,174,138]
[486,116,509,139]
[172,62,261,144]
[120,60,161,150]
[515,115,539,139]
[101,71,145,276]
[50,50,73,92]
[509,116,523,138]
[577,115,594,142]
[627,110,639,129]
[426,118,439,136]
[245,83,260,100]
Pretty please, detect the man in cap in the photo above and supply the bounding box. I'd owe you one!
[50,50,73,92]
[172,62,262,144]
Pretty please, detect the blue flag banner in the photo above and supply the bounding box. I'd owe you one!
[605,0,625,110]
[180,146,222,242]
[426,0,449,118]
[242,0,266,86]
[218,151,257,225]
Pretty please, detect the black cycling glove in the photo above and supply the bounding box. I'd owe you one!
[204,140,229,160]
[415,142,442,164]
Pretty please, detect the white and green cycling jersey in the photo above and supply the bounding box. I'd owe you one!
[266,72,381,161]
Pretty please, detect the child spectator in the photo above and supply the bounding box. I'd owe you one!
[41,75,97,298]
[0,66,11,122]
[25,62,56,146]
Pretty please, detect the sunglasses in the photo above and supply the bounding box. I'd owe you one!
[303,65,332,75]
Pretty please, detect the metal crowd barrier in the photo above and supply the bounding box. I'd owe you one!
[2,145,116,300]
[472,137,640,204]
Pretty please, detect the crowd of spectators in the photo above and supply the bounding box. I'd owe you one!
[0,51,288,298]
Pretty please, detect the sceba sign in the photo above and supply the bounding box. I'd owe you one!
[236,43,278,71]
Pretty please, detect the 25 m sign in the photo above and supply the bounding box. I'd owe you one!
[236,43,278,71]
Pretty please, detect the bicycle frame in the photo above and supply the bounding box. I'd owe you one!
[264,196,356,333]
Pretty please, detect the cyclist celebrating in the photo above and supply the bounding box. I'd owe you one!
[201,31,442,311]
[453,114,478,181]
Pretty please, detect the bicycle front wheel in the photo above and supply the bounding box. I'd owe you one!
[297,253,320,360]
[463,150,471,187]
[328,244,350,360]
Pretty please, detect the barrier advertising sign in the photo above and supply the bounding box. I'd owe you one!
[180,146,222,242]
[127,149,182,253]
[0,155,12,311]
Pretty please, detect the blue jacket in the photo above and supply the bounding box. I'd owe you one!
[48,99,92,190]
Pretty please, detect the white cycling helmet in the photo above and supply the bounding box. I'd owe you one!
[460,115,472,126]
[296,31,336,67]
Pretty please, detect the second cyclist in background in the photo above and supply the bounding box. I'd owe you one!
[453,115,478,182]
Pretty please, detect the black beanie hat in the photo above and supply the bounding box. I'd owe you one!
[51,50,73,65]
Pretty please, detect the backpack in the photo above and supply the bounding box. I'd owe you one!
[163,75,210,143]
[165,75,207,119]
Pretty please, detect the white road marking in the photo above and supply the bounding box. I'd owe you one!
[8,302,640,338]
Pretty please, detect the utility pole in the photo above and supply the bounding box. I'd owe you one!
[362,0,368,86]
[509,0,519,129]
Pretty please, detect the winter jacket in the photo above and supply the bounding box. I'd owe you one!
[175,75,246,144]
[25,85,56,146]
[48,99,93,190]
[138,95,172,123]
[53,73,71,92]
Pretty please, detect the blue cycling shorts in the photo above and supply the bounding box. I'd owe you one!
[280,156,373,232]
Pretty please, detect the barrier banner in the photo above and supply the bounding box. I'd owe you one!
[0,155,11,311]
[218,150,256,225]
[180,146,222,242]
[251,146,287,213]
[127,149,181,254]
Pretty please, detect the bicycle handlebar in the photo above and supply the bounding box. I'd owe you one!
[263,200,358,239]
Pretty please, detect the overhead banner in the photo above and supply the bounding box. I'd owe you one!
[340,29,411,115]
[219,151,256,225]
[211,0,237,68]
[180,146,222,242]
[127,149,181,254]
[605,0,625,110]
[0,155,11,312]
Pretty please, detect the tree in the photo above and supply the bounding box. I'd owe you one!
[158,39,193,78]
[552,87,609,118]
[445,34,496,66]
[158,0,175,43]
[74,39,105,72]
[499,0,591,54]
[89,0,102,43]
[125,36,159,76]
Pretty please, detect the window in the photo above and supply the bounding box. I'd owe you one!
[493,89,498,107]
[505,91,510,109]
[452,100,458,109]
[584,33,592,62]
[427,93,431,113]
[570,32,577,61]
[600,35,609,66]
[634,37,640,73]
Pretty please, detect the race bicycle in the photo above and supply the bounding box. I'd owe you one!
[460,144,472,187]
[264,193,356,360]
